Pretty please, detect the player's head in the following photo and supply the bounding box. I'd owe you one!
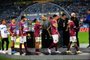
[41,15,47,21]
[87,9,90,14]
[1,19,6,25]
[11,17,16,24]
[21,16,27,21]
[53,14,59,20]
[61,14,67,19]
[71,12,76,17]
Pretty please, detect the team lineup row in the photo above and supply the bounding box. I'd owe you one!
[0,13,83,55]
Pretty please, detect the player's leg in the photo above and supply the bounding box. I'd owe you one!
[67,42,72,51]
[11,36,16,54]
[66,42,72,54]
[54,35,60,53]
[23,36,28,54]
[5,38,9,53]
[20,43,23,55]
[6,38,9,50]
[73,36,82,54]
[74,42,82,54]
[19,37,23,55]
[48,35,60,54]
[48,35,55,54]
[35,37,40,54]
[2,38,5,51]
[66,36,72,53]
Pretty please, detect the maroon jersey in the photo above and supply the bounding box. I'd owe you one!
[9,23,16,36]
[69,21,76,36]
[19,21,27,36]
[34,23,41,37]
[50,20,58,35]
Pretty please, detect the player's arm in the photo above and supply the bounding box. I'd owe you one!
[8,26,13,36]
[47,25,51,36]
[19,24,23,36]
[52,23,57,28]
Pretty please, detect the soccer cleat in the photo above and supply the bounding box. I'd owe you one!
[35,51,40,55]
[55,51,61,54]
[2,51,6,54]
[76,51,82,54]
[48,48,51,54]
[22,53,26,56]
[66,50,72,54]
[5,50,8,54]
[12,50,17,55]
[20,51,23,55]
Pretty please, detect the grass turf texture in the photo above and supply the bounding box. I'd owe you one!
[78,32,89,43]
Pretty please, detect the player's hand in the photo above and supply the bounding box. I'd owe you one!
[21,34,23,37]
[11,33,14,37]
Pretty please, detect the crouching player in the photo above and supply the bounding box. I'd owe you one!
[48,15,60,54]
[34,19,42,54]
[66,20,82,54]
[0,19,9,54]
[8,18,17,54]
[19,16,28,55]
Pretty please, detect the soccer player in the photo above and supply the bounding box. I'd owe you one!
[0,19,9,54]
[48,15,60,54]
[19,16,28,55]
[8,18,17,54]
[34,19,42,54]
[66,20,82,54]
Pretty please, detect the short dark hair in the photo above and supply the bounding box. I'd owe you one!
[1,19,6,23]
[62,13,66,16]
[53,14,57,18]
[33,18,37,23]
[21,16,26,20]
[11,17,16,20]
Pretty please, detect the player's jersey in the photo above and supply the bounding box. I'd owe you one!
[19,21,28,36]
[34,23,41,37]
[50,20,58,35]
[9,23,16,36]
[69,21,76,36]
[0,24,8,38]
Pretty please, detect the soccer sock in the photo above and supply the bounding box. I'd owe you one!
[74,43,79,51]
[35,49,40,52]
[49,42,54,49]
[67,42,72,51]
[6,39,9,50]
[20,43,22,53]
[54,43,58,51]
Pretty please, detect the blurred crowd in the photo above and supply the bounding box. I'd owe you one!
[0,1,89,22]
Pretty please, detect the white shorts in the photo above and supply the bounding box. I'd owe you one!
[11,36,16,42]
[70,36,77,42]
[20,36,26,43]
[35,37,41,42]
[52,34,59,43]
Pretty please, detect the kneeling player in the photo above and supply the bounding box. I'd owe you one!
[66,20,82,54]
[8,18,17,54]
